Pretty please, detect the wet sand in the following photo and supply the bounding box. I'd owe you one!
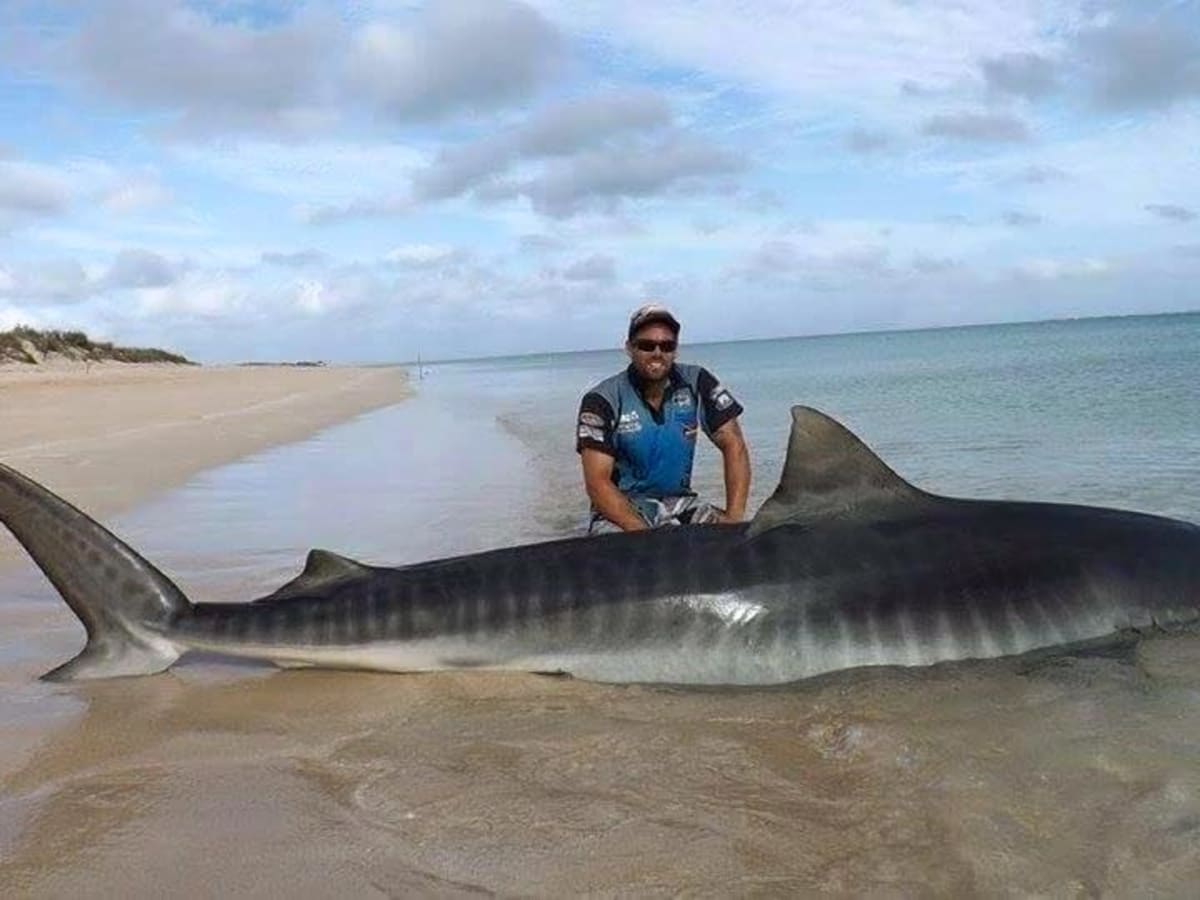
[2,361,1199,896]
[3,616,1198,896]
[0,361,409,571]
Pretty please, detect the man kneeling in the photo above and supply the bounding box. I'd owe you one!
[576,304,751,534]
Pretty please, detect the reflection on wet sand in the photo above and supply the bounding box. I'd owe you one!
[2,635,1198,896]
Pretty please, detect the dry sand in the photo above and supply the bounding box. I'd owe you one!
[0,361,409,571]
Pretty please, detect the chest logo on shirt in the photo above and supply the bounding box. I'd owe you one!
[617,410,642,434]
[671,389,694,409]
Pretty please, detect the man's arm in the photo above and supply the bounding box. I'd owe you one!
[580,448,648,532]
[577,391,646,532]
[710,418,751,523]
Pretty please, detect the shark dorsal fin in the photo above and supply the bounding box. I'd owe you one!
[747,406,931,537]
[301,549,369,581]
[254,549,371,603]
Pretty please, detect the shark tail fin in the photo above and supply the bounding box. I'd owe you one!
[0,464,190,681]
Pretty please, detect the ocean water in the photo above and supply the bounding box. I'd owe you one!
[1,313,1199,895]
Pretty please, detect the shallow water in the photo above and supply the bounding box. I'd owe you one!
[2,313,1199,895]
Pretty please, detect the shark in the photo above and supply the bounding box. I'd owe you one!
[1,407,1197,685]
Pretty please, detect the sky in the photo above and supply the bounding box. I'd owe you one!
[0,0,1198,363]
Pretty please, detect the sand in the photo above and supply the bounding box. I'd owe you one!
[0,361,409,571]
[2,360,1198,896]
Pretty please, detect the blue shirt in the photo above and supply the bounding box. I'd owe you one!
[576,363,743,499]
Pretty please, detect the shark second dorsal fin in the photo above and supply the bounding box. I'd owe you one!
[254,549,372,603]
[747,407,932,537]
[301,549,369,581]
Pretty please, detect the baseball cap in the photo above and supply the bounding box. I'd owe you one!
[627,303,681,339]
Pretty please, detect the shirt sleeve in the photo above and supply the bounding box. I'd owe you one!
[575,391,617,455]
[697,368,744,437]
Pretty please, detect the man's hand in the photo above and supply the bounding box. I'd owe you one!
[705,506,741,525]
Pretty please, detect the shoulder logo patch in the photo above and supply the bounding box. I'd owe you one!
[578,424,605,442]
[710,385,735,411]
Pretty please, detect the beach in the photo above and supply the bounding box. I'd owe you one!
[0,361,409,572]
[1,317,1199,896]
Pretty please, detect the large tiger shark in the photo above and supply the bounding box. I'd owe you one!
[1,407,1197,685]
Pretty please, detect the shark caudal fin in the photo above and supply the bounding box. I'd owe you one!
[0,464,190,681]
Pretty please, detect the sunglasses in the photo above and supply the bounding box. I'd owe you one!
[631,338,678,353]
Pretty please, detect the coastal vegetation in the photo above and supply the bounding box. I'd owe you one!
[0,326,192,365]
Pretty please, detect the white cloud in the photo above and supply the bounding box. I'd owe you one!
[918,107,1200,228]
[102,176,173,214]
[175,140,428,206]
[0,258,94,304]
[1144,203,1196,223]
[294,279,332,314]
[1013,256,1111,280]
[69,0,343,136]
[922,111,1031,143]
[732,239,892,286]
[311,90,739,221]
[104,249,179,288]
[518,233,567,254]
[1001,210,1042,227]
[384,243,467,267]
[347,0,562,121]
[1004,165,1070,185]
[135,269,251,318]
[531,0,1081,109]
[561,253,616,282]
[0,160,72,220]
[523,137,743,218]
[844,128,893,154]
[412,90,672,201]
[1077,20,1200,111]
[980,52,1058,99]
[261,249,328,268]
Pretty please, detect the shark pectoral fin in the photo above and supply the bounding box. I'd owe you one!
[747,406,937,537]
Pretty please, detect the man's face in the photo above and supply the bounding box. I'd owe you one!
[626,322,678,383]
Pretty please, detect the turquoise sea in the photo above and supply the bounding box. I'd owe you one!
[2,312,1198,895]
[422,310,1200,528]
